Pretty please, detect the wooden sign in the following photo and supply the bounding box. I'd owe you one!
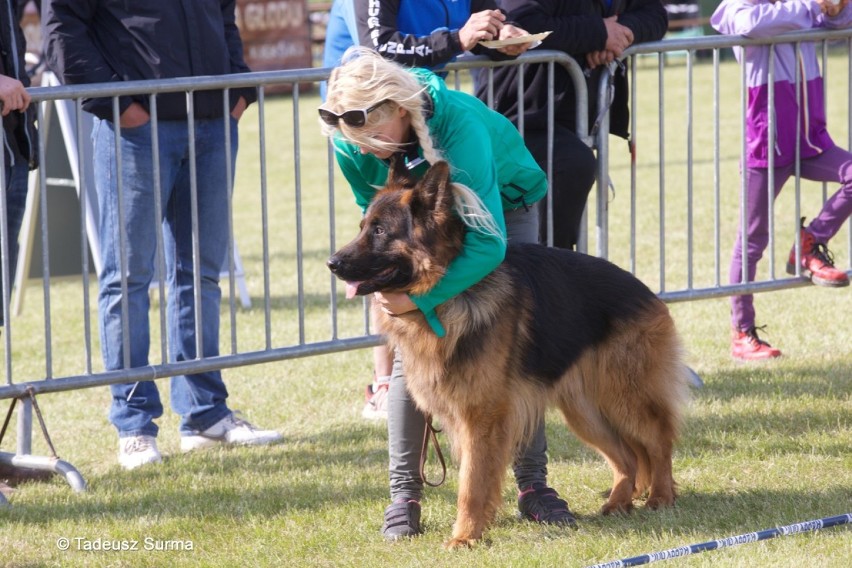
[236,0,313,89]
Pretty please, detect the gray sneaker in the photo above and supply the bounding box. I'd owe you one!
[180,412,282,452]
[118,435,162,470]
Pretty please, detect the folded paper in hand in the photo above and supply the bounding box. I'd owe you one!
[479,31,552,49]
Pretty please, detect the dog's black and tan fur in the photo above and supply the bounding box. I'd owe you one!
[328,160,689,548]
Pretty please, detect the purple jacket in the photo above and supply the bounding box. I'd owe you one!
[711,0,852,168]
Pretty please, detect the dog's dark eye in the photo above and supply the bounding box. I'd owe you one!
[374,225,385,236]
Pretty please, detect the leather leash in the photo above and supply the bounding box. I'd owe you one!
[419,415,447,487]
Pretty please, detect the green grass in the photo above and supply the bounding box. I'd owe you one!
[1,53,851,567]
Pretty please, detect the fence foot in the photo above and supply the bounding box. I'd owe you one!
[0,390,88,501]
[0,451,87,496]
[55,458,88,492]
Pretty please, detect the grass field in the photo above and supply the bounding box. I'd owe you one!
[0,51,850,567]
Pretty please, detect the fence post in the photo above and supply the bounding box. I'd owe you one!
[596,68,614,260]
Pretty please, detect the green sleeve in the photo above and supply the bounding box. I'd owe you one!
[409,118,508,337]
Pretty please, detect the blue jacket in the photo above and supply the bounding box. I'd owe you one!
[321,0,359,100]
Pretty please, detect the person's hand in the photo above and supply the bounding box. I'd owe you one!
[0,75,30,117]
[373,291,418,316]
[231,96,247,120]
[603,16,634,57]
[818,0,848,17]
[586,49,617,69]
[458,9,506,51]
[495,24,533,57]
[119,102,150,128]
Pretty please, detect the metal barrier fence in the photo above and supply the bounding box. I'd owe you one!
[1,28,851,492]
[0,51,588,491]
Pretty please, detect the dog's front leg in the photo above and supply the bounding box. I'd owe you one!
[445,416,512,549]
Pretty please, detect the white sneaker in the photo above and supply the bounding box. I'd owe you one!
[180,412,282,452]
[118,435,162,470]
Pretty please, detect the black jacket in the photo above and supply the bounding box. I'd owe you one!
[1,0,37,169]
[477,0,668,138]
[42,0,257,121]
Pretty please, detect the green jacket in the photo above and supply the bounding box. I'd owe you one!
[334,68,547,336]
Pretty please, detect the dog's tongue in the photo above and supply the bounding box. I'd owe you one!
[345,281,362,299]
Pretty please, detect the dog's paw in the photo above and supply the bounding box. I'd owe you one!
[644,494,676,510]
[443,536,478,549]
[600,501,634,516]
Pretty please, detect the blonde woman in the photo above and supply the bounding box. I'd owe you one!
[321,47,576,539]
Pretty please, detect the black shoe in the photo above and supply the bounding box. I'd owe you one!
[517,483,577,527]
[381,499,422,541]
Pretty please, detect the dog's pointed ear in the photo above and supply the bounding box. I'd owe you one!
[414,161,453,214]
[385,155,416,190]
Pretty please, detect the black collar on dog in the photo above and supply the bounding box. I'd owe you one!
[381,93,432,171]
[401,143,425,171]
[386,133,426,171]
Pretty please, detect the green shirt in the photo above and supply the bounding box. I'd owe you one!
[334,68,547,336]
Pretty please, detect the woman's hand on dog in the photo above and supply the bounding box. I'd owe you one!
[373,292,418,316]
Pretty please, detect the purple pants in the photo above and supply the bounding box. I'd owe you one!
[730,144,852,331]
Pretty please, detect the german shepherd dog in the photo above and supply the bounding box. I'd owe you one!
[328,160,689,548]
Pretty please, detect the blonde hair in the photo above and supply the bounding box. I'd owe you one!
[323,46,503,242]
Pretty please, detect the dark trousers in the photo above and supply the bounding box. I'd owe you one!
[524,124,596,249]
[0,162,29,326]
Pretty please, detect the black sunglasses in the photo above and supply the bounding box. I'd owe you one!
[318,100,389,127]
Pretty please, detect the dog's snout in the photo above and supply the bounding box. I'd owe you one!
[327,256,341,273]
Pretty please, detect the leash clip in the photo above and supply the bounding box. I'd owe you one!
[406,157,426,171]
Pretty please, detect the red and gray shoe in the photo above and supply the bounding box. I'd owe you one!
[787,221,850,288]
[731,326,782,361]
[362,381,389,420]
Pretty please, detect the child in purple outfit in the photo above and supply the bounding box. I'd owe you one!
[711,0,852,361]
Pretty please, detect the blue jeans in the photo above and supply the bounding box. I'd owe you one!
[1,162,30,326]
[93,117,237,438]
